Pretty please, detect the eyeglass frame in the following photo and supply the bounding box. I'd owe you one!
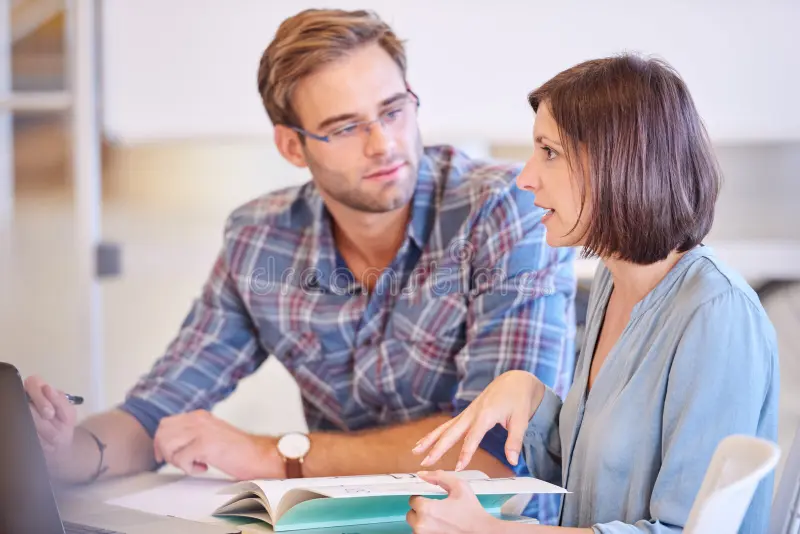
[286,89,420,143]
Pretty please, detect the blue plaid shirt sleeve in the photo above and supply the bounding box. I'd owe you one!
[450,182,576,524]
[119,237,269,437]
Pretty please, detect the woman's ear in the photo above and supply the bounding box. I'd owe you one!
[274,125,308,169]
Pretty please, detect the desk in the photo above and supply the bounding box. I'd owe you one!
[61,472,200,502]
[56,473,245,533]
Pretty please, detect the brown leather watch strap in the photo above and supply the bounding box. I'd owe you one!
[285,458,303,479]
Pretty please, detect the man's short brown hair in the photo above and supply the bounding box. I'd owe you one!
[529,54,722,265]
[257,9,407,128]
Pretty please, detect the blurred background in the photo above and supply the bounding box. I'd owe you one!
[1,0,799,483]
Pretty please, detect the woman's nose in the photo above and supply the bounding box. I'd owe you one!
[516,158,539,192]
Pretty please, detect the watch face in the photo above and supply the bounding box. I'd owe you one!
[278,433,311,460]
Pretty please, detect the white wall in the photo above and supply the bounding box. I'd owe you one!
[101,0,800,145]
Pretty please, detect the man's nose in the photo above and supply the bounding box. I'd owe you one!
[364,121,394,157]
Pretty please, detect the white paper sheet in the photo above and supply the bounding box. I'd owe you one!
[106,476,236,523]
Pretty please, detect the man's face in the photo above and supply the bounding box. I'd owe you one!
[288,43,423,213]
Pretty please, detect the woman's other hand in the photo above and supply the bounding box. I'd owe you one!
[407,470,498,534]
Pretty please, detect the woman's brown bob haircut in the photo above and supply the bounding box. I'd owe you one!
[529,54,722,265]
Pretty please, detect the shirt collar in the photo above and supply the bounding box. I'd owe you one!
[407,153,438,249]
[307,193,338,292]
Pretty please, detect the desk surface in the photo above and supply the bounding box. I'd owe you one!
[57,473,246,533]
[62,472,189,502]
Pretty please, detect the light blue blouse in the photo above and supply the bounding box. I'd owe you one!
[523,246,779,533]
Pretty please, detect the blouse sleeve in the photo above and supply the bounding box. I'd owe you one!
[523,385,564,486]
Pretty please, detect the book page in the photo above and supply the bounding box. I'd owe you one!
[257,470,488,494]
[219,472,487,518]
[312,476,568,498]
[215,485,286,524]
[216,471,489,524]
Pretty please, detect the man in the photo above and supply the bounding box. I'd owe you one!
[26,8,575,524]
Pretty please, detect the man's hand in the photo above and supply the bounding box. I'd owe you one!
[153,410,285,480]
[24,375,78,458]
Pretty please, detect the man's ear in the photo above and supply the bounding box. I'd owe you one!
[274,125,308,169]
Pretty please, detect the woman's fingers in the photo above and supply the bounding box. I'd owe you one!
[456,414,499,470]
[418,469,466,496]
[413,418,456,456]
[414,373,530,471]
[420,412,477,468]
[504,408,530,466]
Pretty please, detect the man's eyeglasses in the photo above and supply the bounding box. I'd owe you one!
[289,90,420,144]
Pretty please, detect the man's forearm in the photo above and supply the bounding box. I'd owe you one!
[57,409,156,484]
[301,415,513,478]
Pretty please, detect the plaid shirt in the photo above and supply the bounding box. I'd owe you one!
[121,145,576,523]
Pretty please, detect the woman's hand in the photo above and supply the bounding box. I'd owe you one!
[407,470,499,534]
[413,370,545,469]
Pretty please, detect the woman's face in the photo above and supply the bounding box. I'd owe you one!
[516,103,591,248]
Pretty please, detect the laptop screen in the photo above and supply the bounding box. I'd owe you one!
[0,362,66,533]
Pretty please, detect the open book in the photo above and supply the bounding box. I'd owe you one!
[212,471,567,532]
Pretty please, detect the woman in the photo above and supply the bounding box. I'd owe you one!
[408,54,779,533]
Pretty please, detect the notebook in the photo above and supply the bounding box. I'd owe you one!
[211,471,567,532]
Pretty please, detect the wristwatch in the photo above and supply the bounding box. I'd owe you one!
[277,432,311,479]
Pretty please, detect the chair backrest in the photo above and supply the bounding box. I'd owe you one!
[685,435,781,534]
[771,426,800,534]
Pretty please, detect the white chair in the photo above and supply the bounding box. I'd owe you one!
[685,435,781,534]
[771,426,800,534]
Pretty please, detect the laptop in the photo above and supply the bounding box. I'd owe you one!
[0,362,239,533]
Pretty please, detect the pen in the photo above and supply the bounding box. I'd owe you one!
[64,393,84,405]
[26,392,84,406]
